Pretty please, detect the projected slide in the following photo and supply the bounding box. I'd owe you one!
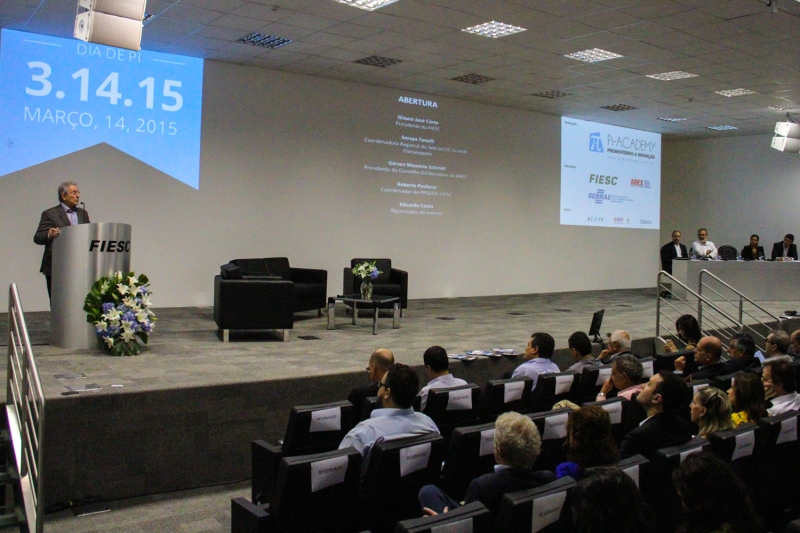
[0,29,203,189]
[561,117,660,229]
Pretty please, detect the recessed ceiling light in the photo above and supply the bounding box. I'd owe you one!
[715,88,757,97]
[565,48,622,63]
[658,117,689,122]
[768,103,799,111]
[451,73,495,84]
[462,21,527,38]
[601,104,637,111]
[354,55,402,68]
[707,125,738,131]
[333,0,401,10]
[646,71,698,81]
[237,33,292,49]
[531,90,572,99]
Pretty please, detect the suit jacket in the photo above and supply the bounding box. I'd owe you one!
[33,205,90,276]
[740,245,764,261]
[465,467,556,518]
[347,381,379,424]
[660,242,688,275]
[619,412,694,460]
[771,242,799,261]
[722,355,760,373]
[686,361,728,381]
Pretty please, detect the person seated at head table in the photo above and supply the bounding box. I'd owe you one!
[771,233,798,261]
[740,234,765,261]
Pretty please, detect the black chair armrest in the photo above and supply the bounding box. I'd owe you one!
[390,268,408,307]
[242,274,284,281]
[231,497,272,533]
[343,268,355,295]
[252,440,284,505]
[290,267,327,284]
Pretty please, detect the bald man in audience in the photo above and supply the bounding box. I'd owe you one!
[674,336,726,381]
[348,348,394,420]
[598,330,633,363]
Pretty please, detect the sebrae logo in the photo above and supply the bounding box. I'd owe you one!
[589,189,611,204]
[589,132,604,153]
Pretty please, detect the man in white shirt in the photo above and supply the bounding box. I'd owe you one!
[691,228,718,259]
[418,346,467,410]
[763,360,800,416]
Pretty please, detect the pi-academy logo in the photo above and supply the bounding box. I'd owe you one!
[589,132,604,153]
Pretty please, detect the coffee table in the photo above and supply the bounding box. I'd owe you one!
[327,294,400,334]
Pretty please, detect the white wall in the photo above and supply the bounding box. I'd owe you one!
[661,134,800,252]
[1,60,659,312]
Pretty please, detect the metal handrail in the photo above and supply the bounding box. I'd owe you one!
[7,284,45,533]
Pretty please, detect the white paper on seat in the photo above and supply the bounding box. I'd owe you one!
[622,465,640,488]
[731,431,755,461]
[310,455,349,493]
[777,416,798,444]
[446,389,473,411]
[479,429,495,457]
[542,413,569,440]
[595,367,612,386]
[503,381,525,403]
[309,406,342,433]
[641,360,654,378]
[693,383,709,395]
[601,401,622,424]
[531,491,567,533]
[432,517,473,533]
[555,375,574,395]
[679,447,703,463]
[400,442,431,477]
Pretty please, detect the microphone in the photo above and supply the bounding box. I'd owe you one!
[80,201,86,211]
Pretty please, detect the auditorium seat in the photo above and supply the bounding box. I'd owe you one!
[686,378,711,397]
[638,357,655,379]
[653,348,697,374]
[492,476,575,533]
[756,411,800,531]
[710,371,737,393]
[251,400,355,504]
[527,408,571,472]
[440,421,497,501]
[615,454,653,502]
[343,258,408,313]
[232,447,361,533]
[650,438,710,533]
[231,257,328,315]
[529,372,580,413]
[422,384,481,448]
[708,422,760,491]
[718,245,737,260]
[580,397,629,447]
[479,377,533,421]
[395,501,492,533]
[576,363,612,404]
[622,392,648,435]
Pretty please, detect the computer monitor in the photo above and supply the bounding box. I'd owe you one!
[588,309,604,343]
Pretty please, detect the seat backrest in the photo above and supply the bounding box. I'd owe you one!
[653,349,696,374]
[480,377,533,420]
[577,364,612,404]
[441,421,497,501]
[230,258,268,275]
[492,477,575,533]
[638,357,655,379]
[710,371,737,393]
[756,410,800,531]
[580,397,629,447]
[708,422,759,488]
[423,384,482,442]
[396,501,493,533]
[360,396,379,423]
[528,408,571,472]
[351,258,392,283]
[686,378,711,397]
[654,436,710,468]
[263,257,292,280]
[282,401,355,455]
[718,245,737,260]
[651,437,711,533]
[530,372,580,413]
[615,454,651,494]
[269,447,362,533]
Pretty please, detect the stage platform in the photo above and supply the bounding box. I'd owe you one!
[1,288,796,507]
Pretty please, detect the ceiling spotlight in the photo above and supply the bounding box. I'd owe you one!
[462,21,527,38]
[565,48,622,63]
[74,0,146,51]
[715,88,757,97]
[333,0,401,10]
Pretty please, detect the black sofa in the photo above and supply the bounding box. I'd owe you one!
[231,258,328,315]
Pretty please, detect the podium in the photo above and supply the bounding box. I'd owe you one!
[50,223,132,349]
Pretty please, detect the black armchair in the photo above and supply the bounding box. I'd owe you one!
[343,258,408,313]
[718,245,737,261]
[231,257,327,315]
[214,264,294,342]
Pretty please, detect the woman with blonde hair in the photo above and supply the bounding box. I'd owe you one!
[690,387,734,438]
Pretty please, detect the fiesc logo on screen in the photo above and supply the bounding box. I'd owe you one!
[77,43,141,63]
[89,240,131,252]
[589,174,617,185]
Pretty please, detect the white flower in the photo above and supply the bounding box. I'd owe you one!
[130,285,142,296]
[95,321,108,332]
[128,275,138,286]
[100,281,110,293]
[123,297,137,308]
[103,308,121,321]
[141,295,152,307]
[115,271,123,282]
[121,328,136,342]
[117,284,129,296]
[136,310,149,323]
[104,337,114,348]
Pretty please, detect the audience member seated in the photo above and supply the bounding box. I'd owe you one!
[690,387,734,439]
[418,346,467,410]
[771,233,798,261]
[672,452,765,533]
[723,334,760,373]
[571,467,651,533]
[597,355,643,402]
[566,331,600,372]
[675,336,727,382]
[740,234,765,261]
[763,360,800,415]
[348,348,394,420]
[790,329,800,357]
[598,330,633,363]
[664,314,702,353]
[620,371,693,459]
[763,330,792,363]
[511,332,560,391]
[555,406,619,481]
[339,363,439,472]
[418,411,556,522]
[728,372,767,427]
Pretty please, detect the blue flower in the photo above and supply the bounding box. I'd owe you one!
[102,302,114,313]
[370,269,379,279]
[142,322,152,333]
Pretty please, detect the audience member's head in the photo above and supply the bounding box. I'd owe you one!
[568,331,593,360]
[673,452,764,533]
[728,333,756,359]
[675,314,702,347]
[691,387,734,438]
[367,348,394,382]
[494,411,541,470]
[525,332,555,360]
[765,330,789,356]
[422,346,449,376]
[571,467,650,533]
[380,363,419,409]
[566,406,619,470]
[638,371,690,416]
[608,330,632,355]
[763,360,796,400]
[728,372,767,424]
[694,336,723,367]
[612,355,643,391]
[791,330,800,355]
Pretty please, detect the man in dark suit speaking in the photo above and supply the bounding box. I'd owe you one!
[771,234,798,261]
[660,230,688,275]
[33,181,90,298]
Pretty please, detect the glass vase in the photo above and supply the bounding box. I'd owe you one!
[360,278,373,300]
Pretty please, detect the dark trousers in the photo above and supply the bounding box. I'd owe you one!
[418,484,462,514]
[46,275,52,300]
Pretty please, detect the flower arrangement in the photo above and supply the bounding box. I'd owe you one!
[352,261,382,280]
[83,271,156,356]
